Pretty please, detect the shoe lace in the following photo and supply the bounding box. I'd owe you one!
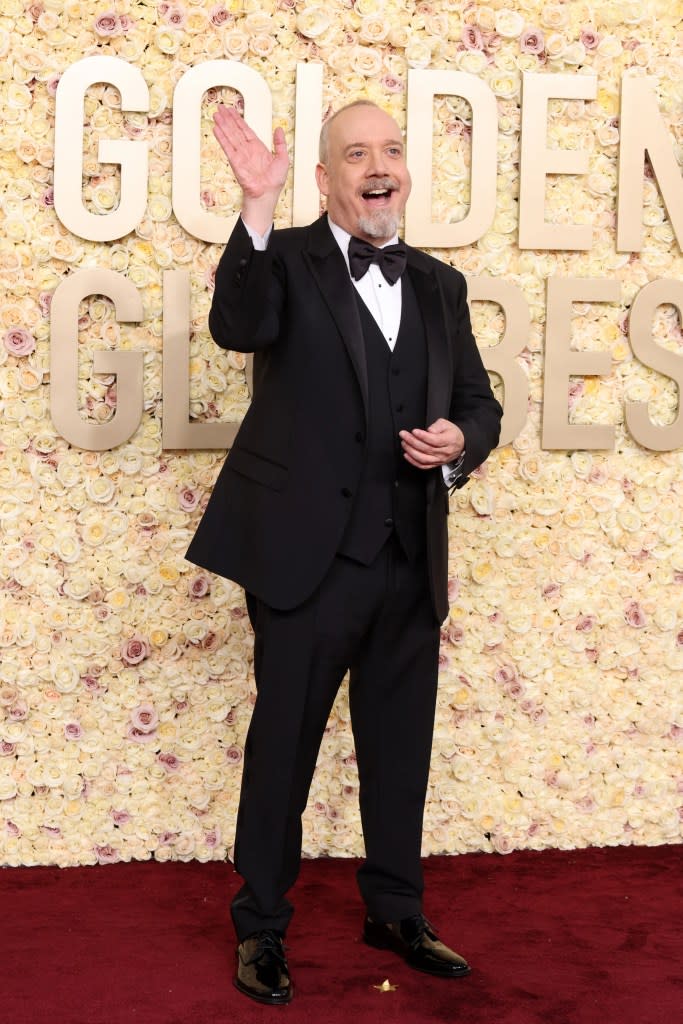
[245,930,289,967]
[401,914,437,949]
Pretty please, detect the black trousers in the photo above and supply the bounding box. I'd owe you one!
[230,539,441,941]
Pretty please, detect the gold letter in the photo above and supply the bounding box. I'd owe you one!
[467,277,530,446]
[617,75,683,252]
[519,73,597,251]
[54,57,149,242]
[625,280,683,450]
[405,70,497,247]
[542,278,620,450]
[172,62,272,243]
[50,270,144,450]
[292,62,323,227]
[162,271,252,449]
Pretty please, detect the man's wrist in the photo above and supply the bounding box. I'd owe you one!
[241,217,273,250]
[241,194,279,238]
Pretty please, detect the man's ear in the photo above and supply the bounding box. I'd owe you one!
[315,162,329,197]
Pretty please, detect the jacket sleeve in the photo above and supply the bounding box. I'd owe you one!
[208,217,285,352]
[444,269,503,486]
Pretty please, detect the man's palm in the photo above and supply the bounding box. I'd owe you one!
[213,105,289,199]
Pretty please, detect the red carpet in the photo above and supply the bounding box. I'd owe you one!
[1,845,680,1024]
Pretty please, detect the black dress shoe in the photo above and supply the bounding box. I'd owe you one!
[363,914,471,978]
[234,929,293,1005]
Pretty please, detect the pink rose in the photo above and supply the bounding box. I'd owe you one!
[6,820,21,836]
[226,745,243,765]
[202,631,220,651]
[4,327,36,356]
[205,827,221,847]
[120,634,150,665]
[111,809,131,825]
[158,752,181,772]
[94,12,123,37]
[1,741,17,757]
[461,25,483,50]
[380,74,404,94]
[189,573,211,599]
[210,4,230,26]
[126,724,158,744]
[161,4,187,28]
[624,601,647,628]
[130,703,159,733]
[64,722,83,741]
[494,664,517,685]
[178,487,200,512]
[520,28,545,55]
[580,27,600,50]
[94,844,120,864]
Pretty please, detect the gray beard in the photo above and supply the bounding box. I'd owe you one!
[357,209,400,241]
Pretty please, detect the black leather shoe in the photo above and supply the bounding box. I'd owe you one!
[363,914,471,978]
[234,929,293,1005]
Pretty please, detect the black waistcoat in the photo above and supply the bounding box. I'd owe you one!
[338,274,429,565]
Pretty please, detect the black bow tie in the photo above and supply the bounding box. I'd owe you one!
[348,236,407,285]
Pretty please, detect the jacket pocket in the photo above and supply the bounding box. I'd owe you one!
[226,446,288,491]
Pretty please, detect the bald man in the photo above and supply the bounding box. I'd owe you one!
[187,100,502,1005]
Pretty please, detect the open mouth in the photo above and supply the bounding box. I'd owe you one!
[361,182,396,206]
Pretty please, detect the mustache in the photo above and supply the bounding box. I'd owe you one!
[358,177,398,195]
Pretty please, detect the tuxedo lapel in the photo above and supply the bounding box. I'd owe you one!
[302,217,369,416]
[406,248,451,431]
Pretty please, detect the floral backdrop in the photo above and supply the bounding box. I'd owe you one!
[1,0,682,867]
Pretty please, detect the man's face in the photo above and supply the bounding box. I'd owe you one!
[316,105,412,246]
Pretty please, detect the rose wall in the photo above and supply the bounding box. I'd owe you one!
[0,0,681,867]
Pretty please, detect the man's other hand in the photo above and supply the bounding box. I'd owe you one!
[399,419,465,469]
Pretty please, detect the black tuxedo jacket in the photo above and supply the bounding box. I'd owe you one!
[186,215,502,622]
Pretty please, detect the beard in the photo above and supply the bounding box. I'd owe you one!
[356,209,400,241]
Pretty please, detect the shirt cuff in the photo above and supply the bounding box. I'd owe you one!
[442,451,465,487]
[241,218,273,251]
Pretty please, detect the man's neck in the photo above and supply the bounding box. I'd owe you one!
[327,216,399,250]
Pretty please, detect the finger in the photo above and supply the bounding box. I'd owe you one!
[400,428,451,452]
[403,450,440,470]
[273,126,288,154]
[401,441,442,466]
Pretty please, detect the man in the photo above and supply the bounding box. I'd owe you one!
[186,100,502,1005]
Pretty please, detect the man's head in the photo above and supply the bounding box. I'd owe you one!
[316,101,411,246]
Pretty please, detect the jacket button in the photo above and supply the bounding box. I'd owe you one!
[355,432,364,443]
[395,403,404,412]
[238,257,248,267]
[384,517,394,527]
[341,487,352,498]
[392,367,400,376]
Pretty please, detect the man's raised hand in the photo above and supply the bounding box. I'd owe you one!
[213,104,289,235]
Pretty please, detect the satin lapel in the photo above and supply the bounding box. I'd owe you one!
[406,252,451,430]
[303,218,369,416]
